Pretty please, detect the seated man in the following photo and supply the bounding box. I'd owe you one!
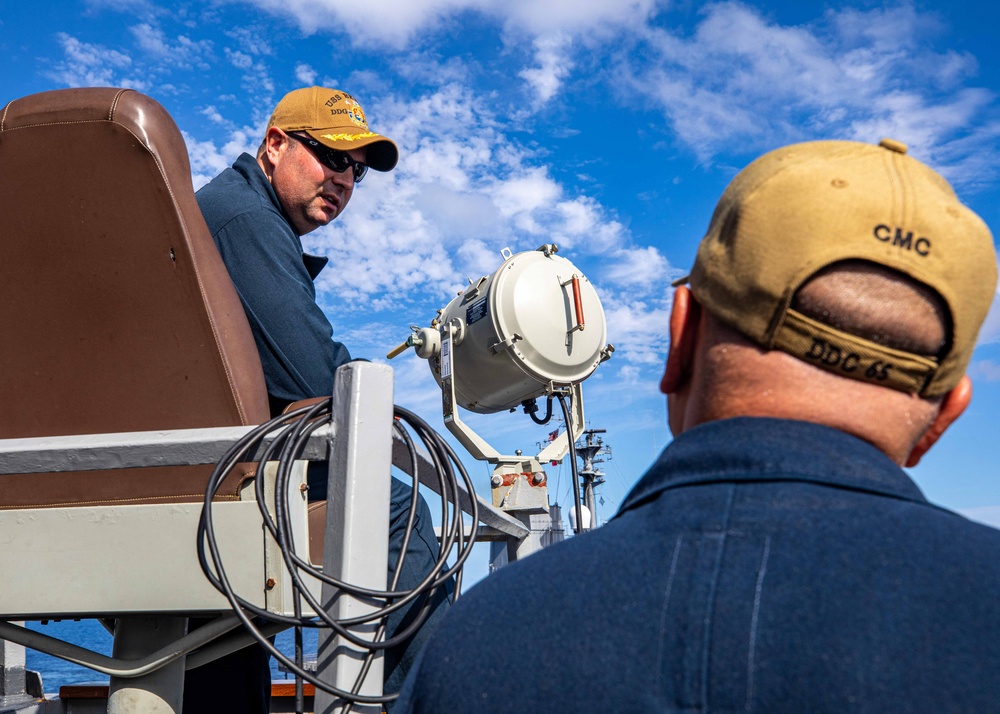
[395,138,1000,712]
[188,86,450,713]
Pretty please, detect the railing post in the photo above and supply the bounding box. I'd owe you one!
[314,363,394,714]
[107,616,187,714]
[0,633,30,706]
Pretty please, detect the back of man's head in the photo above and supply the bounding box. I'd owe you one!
[668,139,997,461]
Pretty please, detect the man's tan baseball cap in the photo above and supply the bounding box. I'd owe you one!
[267,86,398,171]
[682,138,997,397]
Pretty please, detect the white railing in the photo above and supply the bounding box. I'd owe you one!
[0,363,530,713]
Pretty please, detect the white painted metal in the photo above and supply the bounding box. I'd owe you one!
[0,359,540,712]
[508,512,553,563]
[0,626,27,705]
[0,421,527,539]
[315,363,394,714]
[0,424,331,475]
[433,248,607,414]
[0,502,264,617]
[488,511,552,569]
[107,617,187,714]
[391,430,528,539]
[258,461,321,618]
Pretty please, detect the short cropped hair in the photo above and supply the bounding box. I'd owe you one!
[791,260,950,358]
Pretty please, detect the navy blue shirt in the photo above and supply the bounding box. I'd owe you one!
[196,153,351,414]
[397,417,1000,713]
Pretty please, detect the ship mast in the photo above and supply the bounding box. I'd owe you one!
[575,429,610,531]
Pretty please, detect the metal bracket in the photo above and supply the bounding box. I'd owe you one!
[489,333,522,355]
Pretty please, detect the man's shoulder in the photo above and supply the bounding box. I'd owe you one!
[433,523,634,623]
[196,155,284,234]
[920,506,1000,557]
[395,523,662,711]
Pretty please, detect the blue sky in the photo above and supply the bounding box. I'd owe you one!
[4,0,1000,546]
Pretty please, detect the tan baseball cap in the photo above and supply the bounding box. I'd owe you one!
[267,86,398,171]
[682,138,997,397]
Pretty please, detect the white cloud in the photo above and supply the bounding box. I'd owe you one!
[231,0,659,108]
[183,126,259,189]
[295,63,318,85]
[129,23,213,69]
[519,34,574,105]
[223,48,275,102]
[290,83,658,372]
[226,49,253,70]
[600,297,670,367]
[493,0,660,38]
[619,2,1000,186]
[603,246,671,288]
[846,89,1000,185]
[490,169,562,229]
[237,0,659,48]
[201,105,226,124]
[84,0,163,19]
[391,53,470,88]
[46,33,147,90]
[183,132,233,190]
[225,26,274,56]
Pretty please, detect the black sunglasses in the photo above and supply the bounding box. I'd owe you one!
[287,133,368,183]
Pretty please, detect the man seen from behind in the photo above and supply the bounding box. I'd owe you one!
[395,138,1000,713]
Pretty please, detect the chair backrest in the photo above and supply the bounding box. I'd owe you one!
[0,87,270,507]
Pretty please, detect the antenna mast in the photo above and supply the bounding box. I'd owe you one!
[575,429,611,530]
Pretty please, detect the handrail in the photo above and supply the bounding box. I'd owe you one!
[0,424,529,540]
[0,616,245,678]
[0,424,328,474]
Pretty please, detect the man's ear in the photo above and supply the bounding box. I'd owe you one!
[263,127,289,164]
[660,285,700,394]
[905,375,972,467]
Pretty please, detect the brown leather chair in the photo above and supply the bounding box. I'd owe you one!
[0,87,270,508]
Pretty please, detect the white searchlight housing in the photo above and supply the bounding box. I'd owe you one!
[431,244,608,414]
[389,244,614,508]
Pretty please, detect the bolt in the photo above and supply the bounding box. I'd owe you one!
[265,578,276,590]
[491,475,503,487]
[532,473,546,485]
[299,483,308,494]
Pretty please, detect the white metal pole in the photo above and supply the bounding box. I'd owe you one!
[107,617,187,714]
[314,363,394,714]
[0,630,29,705]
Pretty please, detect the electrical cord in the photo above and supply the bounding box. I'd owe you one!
[524,395,554,425]
[196,399,477,707]
[556,392,586,535]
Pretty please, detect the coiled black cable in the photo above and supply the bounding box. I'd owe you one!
[196,399,477,707]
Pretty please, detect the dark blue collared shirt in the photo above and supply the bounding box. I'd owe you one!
[397,417,1000,713]
[196,153,351,414]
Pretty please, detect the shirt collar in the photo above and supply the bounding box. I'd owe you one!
[233,152,284,219]
[232,152,329,280]
[302,253,329,279]
[618,417,928,516]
